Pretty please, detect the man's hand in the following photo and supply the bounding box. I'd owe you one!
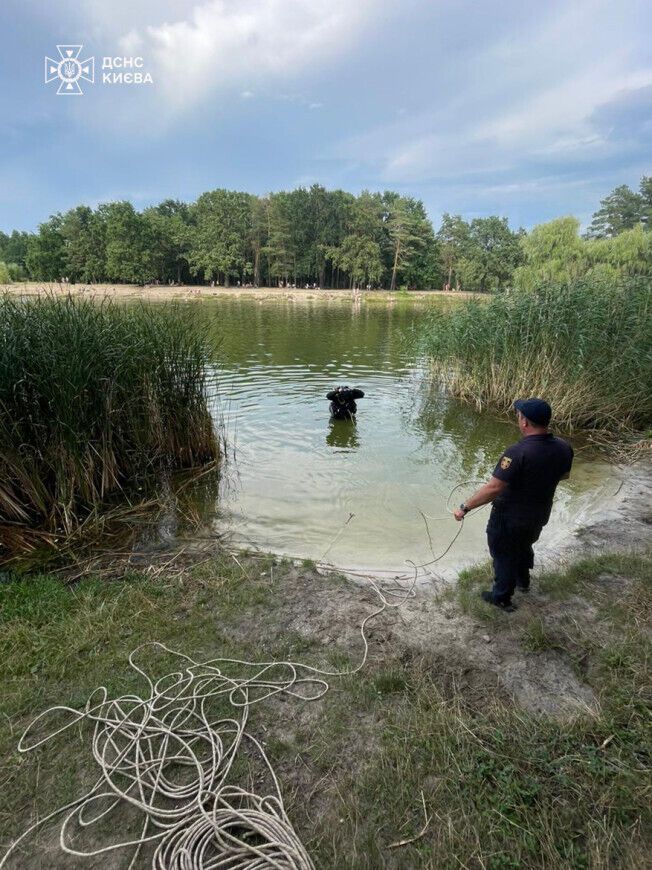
[451,476,507,522]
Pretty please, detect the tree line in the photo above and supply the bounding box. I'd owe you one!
[1,177,650,291]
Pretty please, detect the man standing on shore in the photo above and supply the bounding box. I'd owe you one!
[453,399,573,611]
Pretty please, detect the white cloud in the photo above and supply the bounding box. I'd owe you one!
[476,177,594,197]
[475,68,652,150]
[28,0,388,133]
[13,0,650,229]
[332,0,652,186]
[130,0,386,110]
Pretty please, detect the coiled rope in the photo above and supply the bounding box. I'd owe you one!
[2,504,470,869]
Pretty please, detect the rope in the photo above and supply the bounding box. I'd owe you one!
[2,490,477,869]
[315,479,483,580]
[2,643,320,869]
[318,511,355,562]
[1,570,426,869]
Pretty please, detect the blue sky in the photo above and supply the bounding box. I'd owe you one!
[1,0,650,233]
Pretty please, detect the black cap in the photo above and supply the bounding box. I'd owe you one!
[514,398,551,427]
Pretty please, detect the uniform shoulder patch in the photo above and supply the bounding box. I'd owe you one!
[500,455,512,470]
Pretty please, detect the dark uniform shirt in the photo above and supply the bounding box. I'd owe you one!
[326,388,364,419]
[491,433,573,528]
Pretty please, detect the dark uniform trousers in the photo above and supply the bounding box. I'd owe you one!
[486,508,542,603]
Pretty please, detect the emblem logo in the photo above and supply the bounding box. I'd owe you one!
[500,456,512,470]
[45,45,95,95]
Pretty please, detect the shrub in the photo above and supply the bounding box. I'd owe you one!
[0,295,218,554]
[417,279,652,432]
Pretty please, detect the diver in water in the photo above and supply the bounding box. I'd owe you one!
[326,385,365,420]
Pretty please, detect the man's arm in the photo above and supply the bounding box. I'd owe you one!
[453,476,507,521]
[560,444,573,481]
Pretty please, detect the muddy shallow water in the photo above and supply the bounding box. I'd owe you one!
[182,298,616,572]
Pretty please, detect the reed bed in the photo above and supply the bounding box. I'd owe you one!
[417,279,652,433]
[0,295,218,561]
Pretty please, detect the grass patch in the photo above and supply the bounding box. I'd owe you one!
[447,560,502,622]
[537,552,652,599]
[309,682,649,868]
[522,616,562,652]
[304,554,652,868]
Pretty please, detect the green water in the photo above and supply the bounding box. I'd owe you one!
[191,298,614,572]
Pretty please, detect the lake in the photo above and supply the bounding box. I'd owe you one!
[187,297,614,573]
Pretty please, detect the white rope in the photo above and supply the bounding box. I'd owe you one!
[2,492,476,869]
[1,567,425,869]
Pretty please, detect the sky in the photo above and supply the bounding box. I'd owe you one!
[1,0,651,233]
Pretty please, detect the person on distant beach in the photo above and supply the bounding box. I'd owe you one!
[326,386,365,420]
[453,398,573,611]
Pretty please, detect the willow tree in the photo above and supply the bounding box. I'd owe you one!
[640,176,652,228]
[588,225,652,278]
[514,217,588,289]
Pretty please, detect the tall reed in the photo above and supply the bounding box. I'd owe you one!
[0,295,218,553]
[417,279,652,432]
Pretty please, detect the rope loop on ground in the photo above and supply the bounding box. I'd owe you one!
[2,495,471,869]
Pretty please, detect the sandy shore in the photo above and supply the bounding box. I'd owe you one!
[1,282,480,303]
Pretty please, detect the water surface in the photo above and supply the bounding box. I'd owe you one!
[192,298,614,572]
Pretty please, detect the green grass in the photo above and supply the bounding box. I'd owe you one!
[444,559,501,622]
[304,552,652,868]
[537,553,652,598]
[1,551,650,868]
[521,617,563,652]
[0,294,218,562]
[417,279,652,433]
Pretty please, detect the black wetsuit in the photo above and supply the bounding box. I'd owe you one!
[326,388,365,420]
[487,433,573,604]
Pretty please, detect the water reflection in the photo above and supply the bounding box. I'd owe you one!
[326,419,360,451]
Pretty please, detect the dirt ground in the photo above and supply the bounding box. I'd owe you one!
[238,560,597,719]
[0,281,480,303]
[125,458,651,731]
[303,458,652,718]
